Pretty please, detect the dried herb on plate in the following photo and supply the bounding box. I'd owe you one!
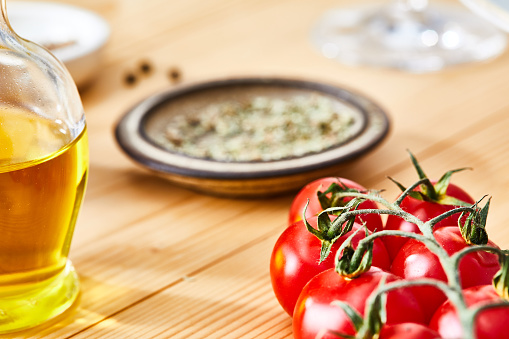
[157,94,358,162]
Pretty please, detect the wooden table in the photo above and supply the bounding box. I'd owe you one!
[9,0,509,337]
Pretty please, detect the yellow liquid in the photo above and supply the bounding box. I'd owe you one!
[0,109,88,333]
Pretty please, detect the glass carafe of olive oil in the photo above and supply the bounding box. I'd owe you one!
[0,0,88,334]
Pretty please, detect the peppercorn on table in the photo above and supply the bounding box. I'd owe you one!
[6,0,509,338]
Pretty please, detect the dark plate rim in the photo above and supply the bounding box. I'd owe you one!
[114,77,390,180]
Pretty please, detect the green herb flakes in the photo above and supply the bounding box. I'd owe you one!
[158,95,358,162]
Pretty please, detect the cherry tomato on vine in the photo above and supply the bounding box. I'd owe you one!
[390,226,500,322]
[292,268,425,339]
[270,216,390,315]
[383,181,475,260]
[379,323,442,339]
[288,177,382,232]
[430,285,509,339]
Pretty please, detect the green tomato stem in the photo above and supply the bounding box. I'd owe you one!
[460,301,509,339]
[394,178,429,206]
[471,301,509,319]
[324,190,493,339]
[450,245,505,267]
[427,206,474,229]
[356,278,471,339]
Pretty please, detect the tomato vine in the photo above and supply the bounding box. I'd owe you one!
[310,184,508,339]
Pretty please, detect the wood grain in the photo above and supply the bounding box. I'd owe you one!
[5,0,509,338]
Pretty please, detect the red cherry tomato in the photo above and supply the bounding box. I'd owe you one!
[379,323,442,339]
[430,285,509,339]
[288,177,383,232]
[293,268,425,339]
[270,216,391,315]
[390,226,500,322]
[383,182,475,260]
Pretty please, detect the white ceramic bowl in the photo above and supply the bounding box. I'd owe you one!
[8,1,110,87]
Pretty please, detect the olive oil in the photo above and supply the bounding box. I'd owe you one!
[0,109,88,333]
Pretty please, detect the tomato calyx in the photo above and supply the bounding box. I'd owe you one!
[327,300,382,339]
[317,181,369,211]
[328,276,420,339]
[328,301,364,338]
[493,250,509,300]
[328,282,385,339]
[303,200,360,263]
[458,197,490,245]
[336,226,374,278]
[391,151,472,207]
[361,280,386,339]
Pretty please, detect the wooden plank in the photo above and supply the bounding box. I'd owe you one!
[61,97,509,339]
[4,0,509,338]
[28,198,290,338]
[62,233,291,339]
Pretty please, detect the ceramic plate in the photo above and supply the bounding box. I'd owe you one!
[8,1,110,87]
[115,78,390,197]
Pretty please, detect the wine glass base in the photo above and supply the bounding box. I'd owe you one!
[311,2,508,72]
[0,261,80,335]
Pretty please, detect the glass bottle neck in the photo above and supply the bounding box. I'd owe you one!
[0,0,10,32]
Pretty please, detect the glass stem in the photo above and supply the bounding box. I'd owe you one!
[0,0,11,34]
[1,0,6,22]
[398,0,429,13]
